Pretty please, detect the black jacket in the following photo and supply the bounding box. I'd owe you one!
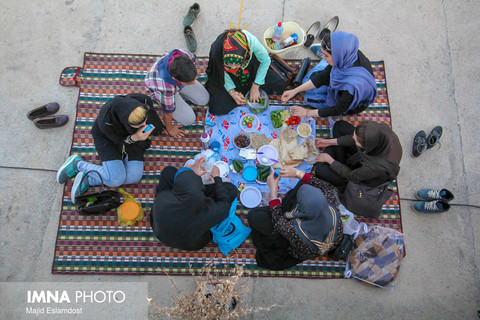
[91,93,163,162]
[151,170,233,251]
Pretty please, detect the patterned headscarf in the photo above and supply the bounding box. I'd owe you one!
[223,31,251,86]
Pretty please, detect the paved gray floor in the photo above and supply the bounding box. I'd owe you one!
[1,0,479,319]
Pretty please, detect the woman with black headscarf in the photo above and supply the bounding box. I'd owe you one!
[151,158,238,251]
[205,29,285,115]
[247,169,343,270]
[56,93,164,203]
[313,120,403,188]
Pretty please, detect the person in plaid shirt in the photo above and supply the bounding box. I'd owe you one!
[145,49,209,138]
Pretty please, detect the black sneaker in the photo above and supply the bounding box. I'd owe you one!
[412,130,428,157]
[426,126,442,149]
[184,26,197,53]
[183,3,200,27]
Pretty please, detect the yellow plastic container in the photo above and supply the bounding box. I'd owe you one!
[263,21,306,55]
[117,188,144,226]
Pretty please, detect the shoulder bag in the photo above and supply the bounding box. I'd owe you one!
[75,170,121,215]
[339,181,393,219]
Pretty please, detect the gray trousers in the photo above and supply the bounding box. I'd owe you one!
[171,80,209,125]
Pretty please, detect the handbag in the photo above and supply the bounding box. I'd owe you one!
[339,181,393,219]
[328,234,354,260]
[75,170,121,215]
[269,54,299,88]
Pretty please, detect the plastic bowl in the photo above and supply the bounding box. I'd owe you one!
[214,161,229,178]
[241,166,258,182]
[256,145,279,166]
[233,132,251,149]
[240,114,260,132]
[240,186,262,208]
[245,90,269,115]
[297,123,312,138]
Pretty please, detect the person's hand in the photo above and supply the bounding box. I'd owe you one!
[267,171,280,195]
[166,125,186,138]
[281,89,297,103]
[279,166,298,178]
[315,137,332,148]
[249,84,261,103]
[315,153,334,164]
[192,158,207,176]
[231,91,247,105]
[210,166,220,178]
[290,106,309,118]
[131,125,153,141]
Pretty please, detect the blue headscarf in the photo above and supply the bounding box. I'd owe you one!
[326,32,378,112]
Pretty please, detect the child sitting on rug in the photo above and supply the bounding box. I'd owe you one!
[150,158,238,251]
[248,169,343,270]
[282,31,377,117]
[57,93,163,203]
[205,29,285,115]
[145,49,210,138]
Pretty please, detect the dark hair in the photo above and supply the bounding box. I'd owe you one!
[322,32,332,53]
[354,122,367,148]
[170,55,197,82]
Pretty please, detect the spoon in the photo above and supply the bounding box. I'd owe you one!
[261,156,279,163]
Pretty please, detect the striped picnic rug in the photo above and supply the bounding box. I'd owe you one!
[53,52,402,278]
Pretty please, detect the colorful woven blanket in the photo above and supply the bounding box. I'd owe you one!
[53,53,402,278]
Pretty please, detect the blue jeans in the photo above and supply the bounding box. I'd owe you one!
[77,158,144,187]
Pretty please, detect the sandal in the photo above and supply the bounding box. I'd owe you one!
[304,21,321,48]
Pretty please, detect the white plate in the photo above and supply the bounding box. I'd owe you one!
[239,114,260,132]
[256,145,279,166]
[214,161,229,178]
[240,186,262,208]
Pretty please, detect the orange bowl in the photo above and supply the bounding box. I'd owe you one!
[119,201,140,221]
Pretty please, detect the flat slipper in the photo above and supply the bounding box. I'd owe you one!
[304,21,321,48]
[26,102,59,121]
[319,16,339,40]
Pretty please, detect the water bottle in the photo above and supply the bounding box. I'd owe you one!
[272,22,284,50]
[283,33,298,47]
[200,132,210,150]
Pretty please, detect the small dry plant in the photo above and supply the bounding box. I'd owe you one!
[148,261,278,320]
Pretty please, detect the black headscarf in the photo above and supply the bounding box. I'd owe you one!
[348,122,402,180]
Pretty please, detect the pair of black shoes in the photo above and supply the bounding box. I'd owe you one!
[27,102,69,129]
[412,126,443,157]
[183,3,200,52]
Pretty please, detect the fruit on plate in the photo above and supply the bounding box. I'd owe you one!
[242,115,255,127]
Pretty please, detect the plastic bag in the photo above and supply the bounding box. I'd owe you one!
[339,204,368,239]
[345,225,405,289]
[117,188,144,226]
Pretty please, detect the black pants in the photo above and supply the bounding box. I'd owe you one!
[314,120,357,187]
[206,67,286,116]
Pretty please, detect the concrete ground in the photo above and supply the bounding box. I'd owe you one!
[1,0,479,319]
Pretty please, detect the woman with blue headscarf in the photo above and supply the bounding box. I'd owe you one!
[281,31,377,117]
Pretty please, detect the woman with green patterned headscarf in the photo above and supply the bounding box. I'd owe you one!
[206,29,286,115]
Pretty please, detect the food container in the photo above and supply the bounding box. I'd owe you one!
[240,186,262,208]
[241,166,258,182]
[233,132,251,149]
[214,161,229,178]
[239,114,260,132]
[297,123,312,138]
[245,89,269,114]
[256,145,279,166]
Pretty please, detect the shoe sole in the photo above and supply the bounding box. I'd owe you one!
[71,172,85,204]
[57,155,78,183]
